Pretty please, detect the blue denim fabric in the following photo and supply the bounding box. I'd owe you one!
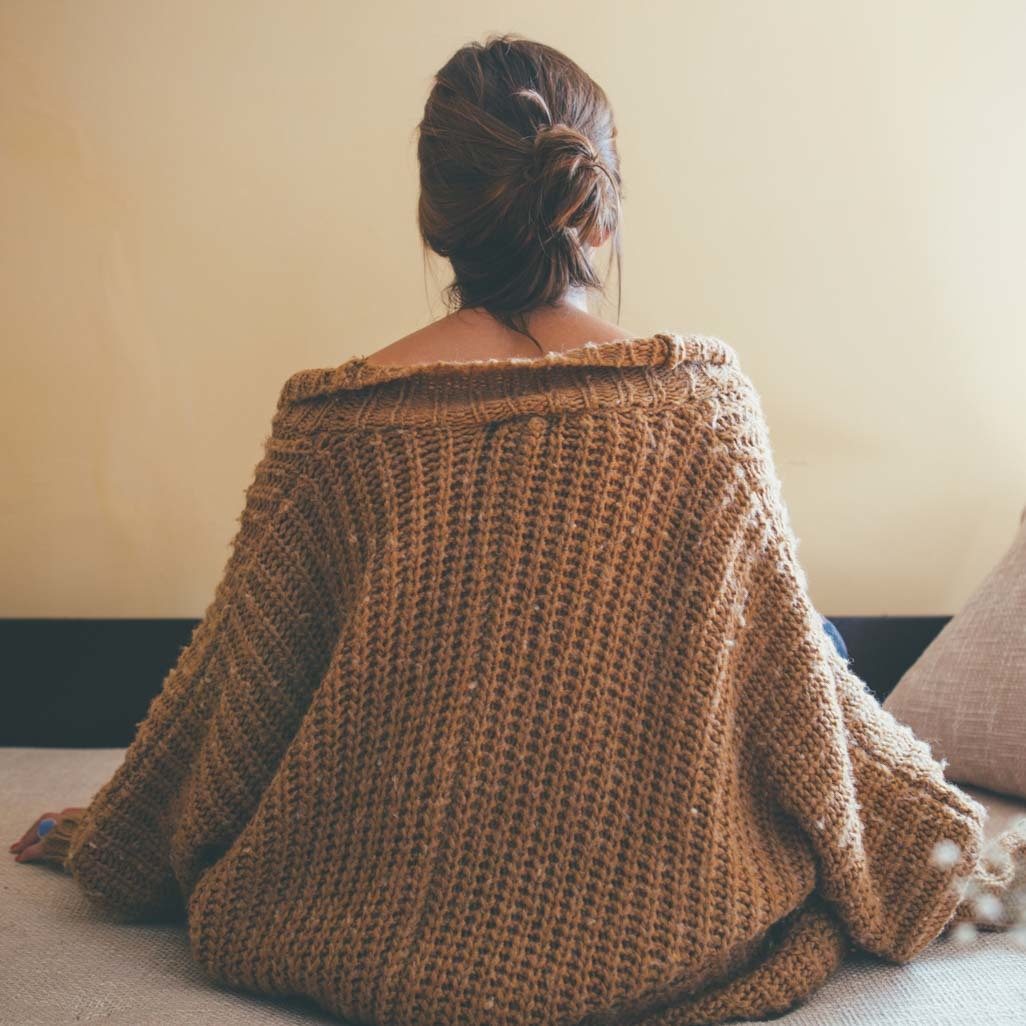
[821,615,849,661]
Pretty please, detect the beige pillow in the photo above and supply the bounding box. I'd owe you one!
[883,502,1026,799]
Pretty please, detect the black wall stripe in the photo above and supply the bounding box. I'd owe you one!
[0,616,950,748]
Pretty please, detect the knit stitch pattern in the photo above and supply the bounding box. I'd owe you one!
[41,332,1021,1025]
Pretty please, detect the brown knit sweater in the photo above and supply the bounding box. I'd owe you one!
[40,333,1025,1025]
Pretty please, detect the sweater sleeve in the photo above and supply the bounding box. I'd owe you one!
[746,520,988,964]
[39,400,340,923]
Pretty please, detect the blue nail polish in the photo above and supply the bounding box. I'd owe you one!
[37,817,58,838]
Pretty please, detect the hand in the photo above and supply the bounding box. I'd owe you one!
[9,807,87,863]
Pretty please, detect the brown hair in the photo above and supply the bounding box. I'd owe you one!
[416,33,624,352]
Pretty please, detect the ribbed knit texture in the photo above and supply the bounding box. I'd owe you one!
[41,332,1025,1025]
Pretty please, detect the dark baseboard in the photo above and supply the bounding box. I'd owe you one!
[0,616,951,748]
[825,616,950,702]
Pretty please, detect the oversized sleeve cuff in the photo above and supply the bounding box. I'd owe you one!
[37,810,85,874]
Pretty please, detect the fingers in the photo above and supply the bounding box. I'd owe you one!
[13,839,46,863]
[9,812,59,855]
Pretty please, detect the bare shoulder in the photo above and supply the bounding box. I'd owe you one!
[363,310,643,368]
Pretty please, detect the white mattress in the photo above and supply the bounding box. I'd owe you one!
[3,746,1025,1025]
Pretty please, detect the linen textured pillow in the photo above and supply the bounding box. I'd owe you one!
[883,502,1026,800]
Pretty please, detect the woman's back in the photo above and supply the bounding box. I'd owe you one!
[45,332,990,1025]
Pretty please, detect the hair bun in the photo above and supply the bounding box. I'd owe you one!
[530,123,599,169]
[524,123,607,235]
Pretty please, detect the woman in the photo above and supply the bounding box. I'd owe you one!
[10,32,1016,1026]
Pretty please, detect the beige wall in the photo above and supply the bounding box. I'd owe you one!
[2,1,1024,617]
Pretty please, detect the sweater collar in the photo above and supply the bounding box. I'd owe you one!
[275,332,739,430]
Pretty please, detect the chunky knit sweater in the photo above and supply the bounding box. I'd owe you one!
[40,333,1026,1025]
